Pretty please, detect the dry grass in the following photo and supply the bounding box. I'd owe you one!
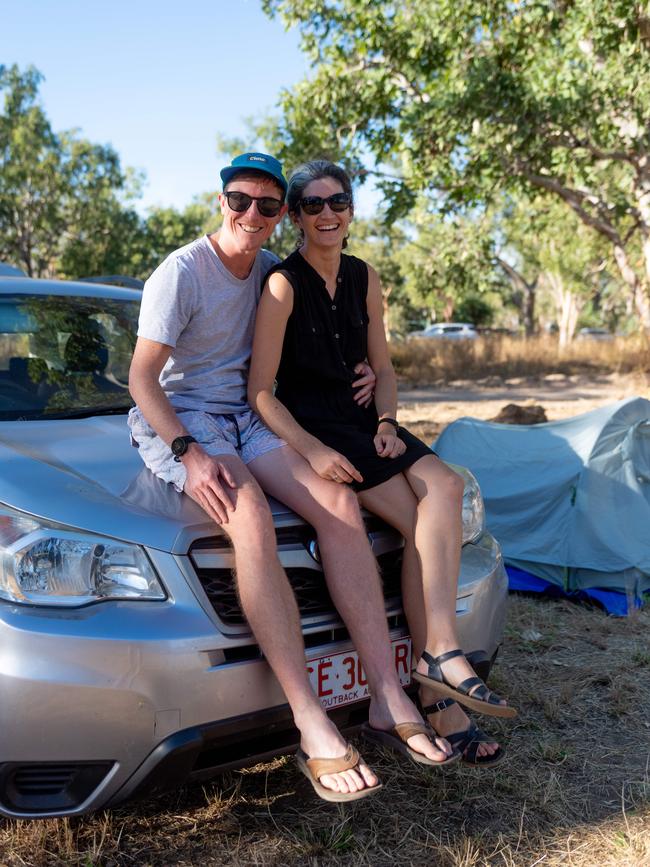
[391,335,650,386]
[2,596,649,866]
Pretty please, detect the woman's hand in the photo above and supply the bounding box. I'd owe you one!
[374,431,406,459]
[305,443,363,484]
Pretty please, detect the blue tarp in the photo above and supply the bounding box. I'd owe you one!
[505,565,644,616]
[435,397,650,608]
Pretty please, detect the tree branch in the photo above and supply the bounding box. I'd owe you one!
[354,57,430,104]
[495,256,535,291]
[544,127,636,165]
[518,167,624,246]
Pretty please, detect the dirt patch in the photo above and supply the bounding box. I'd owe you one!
[398,371,648,444]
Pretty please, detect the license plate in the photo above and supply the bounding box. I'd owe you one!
[307,637,412,710]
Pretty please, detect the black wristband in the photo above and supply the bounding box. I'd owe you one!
[171,435,197,462]
[377,417,399,431]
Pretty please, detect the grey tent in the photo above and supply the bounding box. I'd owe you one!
[434,397,650,602]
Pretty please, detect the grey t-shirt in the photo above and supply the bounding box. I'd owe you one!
[137,235,279,413]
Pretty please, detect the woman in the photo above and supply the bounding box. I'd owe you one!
[249,160,515,766]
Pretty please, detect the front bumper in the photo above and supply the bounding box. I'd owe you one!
[0,531,507,819]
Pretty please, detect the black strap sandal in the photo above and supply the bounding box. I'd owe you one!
[446,721,506,767]
[419,697,457,716]
[413,649,517,718]
[418,697,506,768]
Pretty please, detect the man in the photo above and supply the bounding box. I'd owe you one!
[128,153,448,802]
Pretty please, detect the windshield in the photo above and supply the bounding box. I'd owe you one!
[0,293,139,420]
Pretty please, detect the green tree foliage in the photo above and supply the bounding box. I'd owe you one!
[0,65,222,283]
[129,199,221,279]
[395,206,508,324]
[454,294,494,328]
[497,194,618,343]
[0,64,140,278]
[263,0,650,327]
[59,203,144,281]
[0,65,61,276]
[347,217,418,337]
[60,197,220,282]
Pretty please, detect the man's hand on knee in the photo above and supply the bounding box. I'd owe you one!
[352,361,376,407]
[182,448,237,524]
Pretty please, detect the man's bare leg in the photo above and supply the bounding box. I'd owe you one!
[249,446,451,762]
[358,469,500,758]
[187,453,378,795]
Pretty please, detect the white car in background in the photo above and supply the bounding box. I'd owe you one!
[410,322,478,340]
[576,327,613,341]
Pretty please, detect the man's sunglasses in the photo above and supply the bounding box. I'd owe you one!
[223,190,284,218]
[297,193,352,215]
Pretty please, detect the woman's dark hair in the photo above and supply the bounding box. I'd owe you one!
[287,160,354,247]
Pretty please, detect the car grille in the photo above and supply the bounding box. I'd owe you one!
[189,523,404,629]
[199,566,334,623]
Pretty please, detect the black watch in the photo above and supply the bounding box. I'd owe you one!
[171,435,197,461]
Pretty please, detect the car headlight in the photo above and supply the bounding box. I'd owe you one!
[446,464,486,544]
[0,505,165,606]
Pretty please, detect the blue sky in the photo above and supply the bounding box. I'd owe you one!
[3,0,312,212]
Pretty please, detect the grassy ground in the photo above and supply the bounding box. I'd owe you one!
[2,596,649,866]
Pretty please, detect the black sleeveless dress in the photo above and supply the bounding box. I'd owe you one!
[266,250,432,492]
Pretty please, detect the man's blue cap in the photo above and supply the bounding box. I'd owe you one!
[220,152,287,197]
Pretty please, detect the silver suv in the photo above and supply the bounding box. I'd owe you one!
[0,277,508,819]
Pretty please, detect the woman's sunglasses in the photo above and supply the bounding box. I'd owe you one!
[223,190,284,218]
[298,193,352,215]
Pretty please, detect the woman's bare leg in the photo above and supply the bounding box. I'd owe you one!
[359,466,500,757]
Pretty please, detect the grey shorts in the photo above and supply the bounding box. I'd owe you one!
[127,406,285,492]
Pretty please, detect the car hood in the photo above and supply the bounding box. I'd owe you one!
[0,415,296,553]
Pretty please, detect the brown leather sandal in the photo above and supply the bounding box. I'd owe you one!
[295,743,382,802]
[361,721,460,767]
